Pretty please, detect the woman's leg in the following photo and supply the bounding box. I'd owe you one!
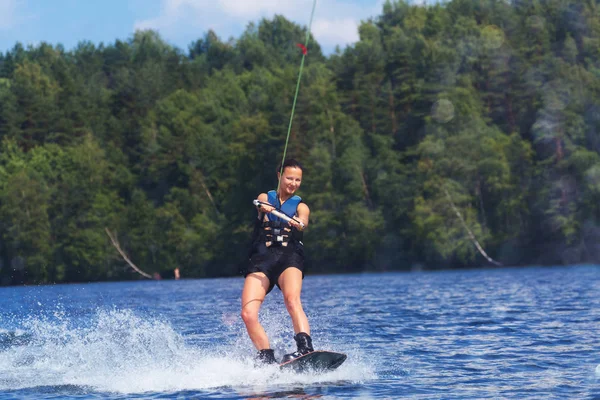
[278,267,310,334]
[241,272,271,350]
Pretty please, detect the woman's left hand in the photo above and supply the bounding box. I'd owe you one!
[289,218,305,231]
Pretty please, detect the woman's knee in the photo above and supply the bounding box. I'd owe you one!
[241,308,259,325]
[284,295,303,313]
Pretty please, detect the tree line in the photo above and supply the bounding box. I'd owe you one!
[1,0,599,285]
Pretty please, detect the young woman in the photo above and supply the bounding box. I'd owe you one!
[241,159,313,365]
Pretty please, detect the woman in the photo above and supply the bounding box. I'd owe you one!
[241,159,313,365]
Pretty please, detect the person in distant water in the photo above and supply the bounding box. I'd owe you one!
[241,159,313,365]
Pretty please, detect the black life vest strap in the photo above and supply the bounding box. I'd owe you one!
[262,221,293,245]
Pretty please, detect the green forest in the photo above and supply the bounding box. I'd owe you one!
[1,0,599,285]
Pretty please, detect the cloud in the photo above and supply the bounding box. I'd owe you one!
[0,0,35,33]
[217,0,304,19]
[0,0,18,30]
[133,0,386,52]
[312,17,360,49]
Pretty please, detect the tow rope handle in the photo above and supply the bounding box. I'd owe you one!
[253,200,305,229]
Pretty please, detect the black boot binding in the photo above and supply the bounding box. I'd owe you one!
[256,349,277,365]
[281,332,314,363]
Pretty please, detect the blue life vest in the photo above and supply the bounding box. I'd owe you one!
[257,190,303,246]
[266,190,302,222]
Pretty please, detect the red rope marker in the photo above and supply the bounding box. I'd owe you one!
[296,43,308,55]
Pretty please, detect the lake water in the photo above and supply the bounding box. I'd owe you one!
[0,265,599,399]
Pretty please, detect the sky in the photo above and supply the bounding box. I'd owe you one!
[0,0,425,55]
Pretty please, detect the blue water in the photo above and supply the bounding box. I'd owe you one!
[1,265,599,399]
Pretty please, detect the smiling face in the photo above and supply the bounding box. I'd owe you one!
[278,166,303,198]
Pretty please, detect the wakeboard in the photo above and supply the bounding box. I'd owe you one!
[279,350,347,373]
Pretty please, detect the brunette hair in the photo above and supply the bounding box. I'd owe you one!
[277,159,304,175]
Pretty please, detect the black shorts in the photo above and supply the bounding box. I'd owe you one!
[245,242,305,294]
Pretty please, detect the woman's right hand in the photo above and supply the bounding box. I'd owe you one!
[259,203,275,213]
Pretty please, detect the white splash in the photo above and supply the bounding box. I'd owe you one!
[0,308,375,394]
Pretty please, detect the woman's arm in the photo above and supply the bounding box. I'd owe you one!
[291,203,310,230]
[256,193,274,214]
